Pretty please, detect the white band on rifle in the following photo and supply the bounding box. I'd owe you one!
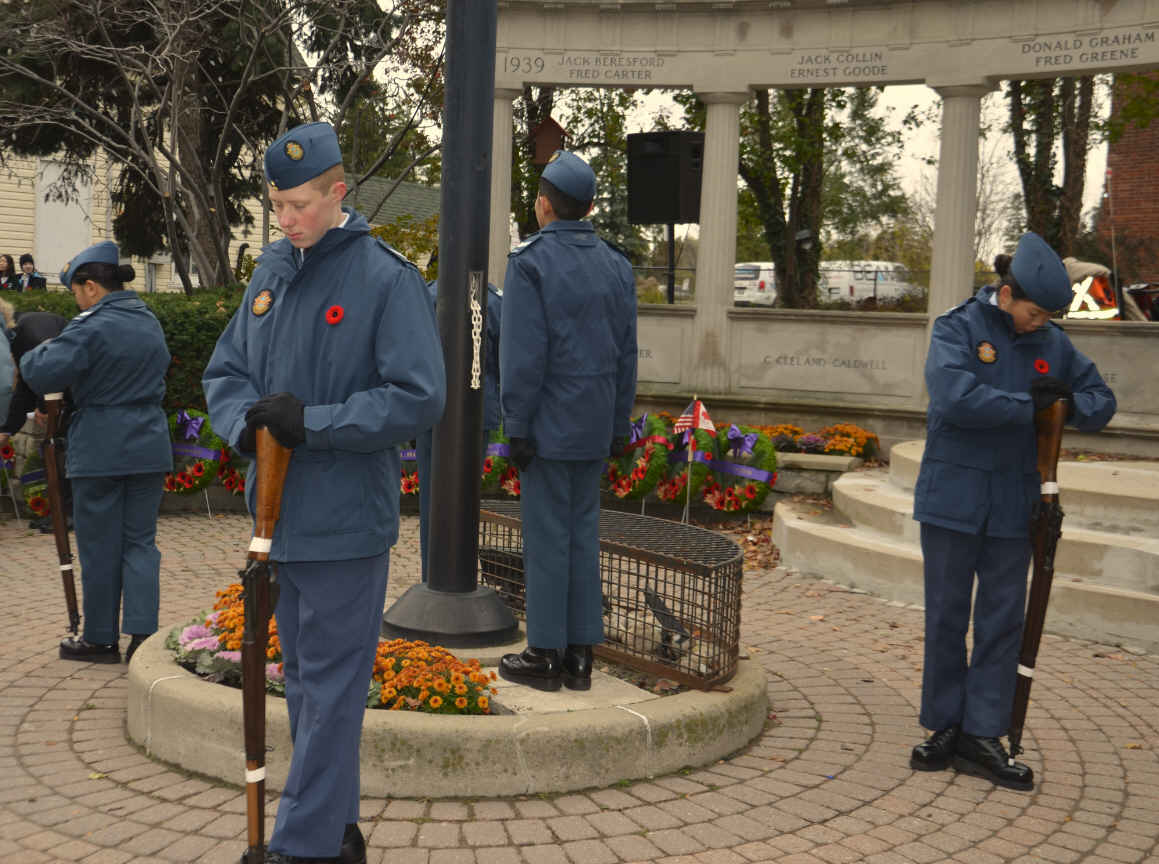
[249,537,272,554]
[44,392,63,401]
[1041,482,1060,494]
[245,767,266,783]
[1018,664,1034,678]
[60,564,73,572]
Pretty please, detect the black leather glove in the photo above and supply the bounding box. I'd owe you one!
[508,437,536,471]
[244,392,306,449]
[1030,376,1073,415]
[609,436,628,458]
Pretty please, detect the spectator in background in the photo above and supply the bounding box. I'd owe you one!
[18,254,47,292]
[0,255,19,291]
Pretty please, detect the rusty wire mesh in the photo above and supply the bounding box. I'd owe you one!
[479,501,744,689]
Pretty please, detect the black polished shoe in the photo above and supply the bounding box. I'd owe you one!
[59,636,120,664]
[125,634,148,664]
[562,644,593,691]
[954,732,1035,791]
[910,725,959,771]
[340,822,366,864]
[499,646,562,691]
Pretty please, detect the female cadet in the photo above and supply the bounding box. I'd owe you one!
[910,232,1116,790]
[20,241,172,663]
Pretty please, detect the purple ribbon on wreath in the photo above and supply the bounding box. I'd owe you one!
[175,410,204,442]
[399,449,417,461]
[172,443,220,460]
[486,442,510,458]
[628,414,648,445]
[726,424,758,457]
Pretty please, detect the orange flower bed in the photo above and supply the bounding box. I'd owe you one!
[373,639,497,714]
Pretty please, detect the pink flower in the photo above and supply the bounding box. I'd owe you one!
[179,624,213,646]
[266,663,285,682]
[186,636,221,651]
[214,650,242,663]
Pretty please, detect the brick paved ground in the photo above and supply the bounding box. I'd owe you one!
[1,512,1157,864]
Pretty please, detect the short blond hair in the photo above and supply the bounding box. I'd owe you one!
[310,163,346,195]
[0,297,14,331]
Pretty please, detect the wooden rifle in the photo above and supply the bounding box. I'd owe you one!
[1008,398,1068,763]
[43,393,80,635]
[240,429,292,864]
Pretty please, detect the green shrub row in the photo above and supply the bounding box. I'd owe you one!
[3,288,243,415]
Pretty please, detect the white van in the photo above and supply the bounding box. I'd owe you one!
[733,262,777,307]
[818,260,915,302]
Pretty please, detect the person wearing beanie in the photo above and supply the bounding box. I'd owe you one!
[17,253,47,292]
[19,241,172,664]
[910,232,1116,791]
[497,150,638,692]
[203,121,445,864]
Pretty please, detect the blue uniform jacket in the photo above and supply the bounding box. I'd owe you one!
[203,208,446,562]
[20,292,172,478]
[499,221,637,460]
[914,285,1116,538]
[427,279,502,432]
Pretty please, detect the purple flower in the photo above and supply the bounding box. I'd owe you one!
[186,636,221,651]
[266,663,284,682]
[179,624,213,646]
[799,434,827,454]
[214,650,242,664]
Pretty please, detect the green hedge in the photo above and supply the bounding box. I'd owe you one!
[3,288,243,414]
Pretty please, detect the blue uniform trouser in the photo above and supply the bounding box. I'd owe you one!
[919,522,1032,738]
[519,457,604,656]
[71,473,164,645]
[269,552,389,858]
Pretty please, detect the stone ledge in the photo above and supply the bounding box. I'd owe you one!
[126,630,769,798]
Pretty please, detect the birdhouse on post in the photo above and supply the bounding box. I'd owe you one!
[530,117,566,165]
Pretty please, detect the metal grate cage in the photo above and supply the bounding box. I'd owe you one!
[479,501,744,689]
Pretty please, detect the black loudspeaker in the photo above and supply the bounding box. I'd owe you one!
[627,130,704,225]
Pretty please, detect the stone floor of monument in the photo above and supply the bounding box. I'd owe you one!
[1,511,1157,864]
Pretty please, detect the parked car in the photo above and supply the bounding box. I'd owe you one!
[734,262,777,307]
[818,260,916,302]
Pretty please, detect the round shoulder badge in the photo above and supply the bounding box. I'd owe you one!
[976,340,997,364]
[252,289,274,316]
[285,141,304,161]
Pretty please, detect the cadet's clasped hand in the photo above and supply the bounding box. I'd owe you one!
[1029,376,1074,417]
[243,392,305,451]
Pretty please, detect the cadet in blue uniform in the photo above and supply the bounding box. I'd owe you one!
[416,279,501,581]
[910,233,1116,790]
[203,122,444,864]
[498,150,637,691]
[20,242,172,663]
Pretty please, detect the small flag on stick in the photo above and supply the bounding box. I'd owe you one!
[676,396,715,522]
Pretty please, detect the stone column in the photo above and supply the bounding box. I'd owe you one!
[488,88,521,291]
[691,91,748,395]
[927,84,992,324]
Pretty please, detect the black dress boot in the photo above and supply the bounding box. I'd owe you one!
[60,636,120,664]
[562,644,593,691]
[125,634,148,664]
[340,822,366,864]
[910,725,959,771]
[954,733,1035,791]
[499,646,562,691]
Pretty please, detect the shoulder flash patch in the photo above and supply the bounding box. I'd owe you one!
[509,234,541,256]
[374,237,417,269]
[73,307,98,321]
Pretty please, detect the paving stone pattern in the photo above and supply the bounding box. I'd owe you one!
[1,513,1157,864]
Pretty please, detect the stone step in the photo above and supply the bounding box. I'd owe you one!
[833,471,1159,595]
[888,440,1159,533]
[773,499,1159,654]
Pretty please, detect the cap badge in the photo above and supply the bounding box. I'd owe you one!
[285,141,304,161]
[252,289,274,316]
[976,341,997,364]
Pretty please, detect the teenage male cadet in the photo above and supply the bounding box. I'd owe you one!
[498,150,637,691]
[203,121,445,863]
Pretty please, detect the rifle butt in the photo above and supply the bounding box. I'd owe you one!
[42,394,80,634]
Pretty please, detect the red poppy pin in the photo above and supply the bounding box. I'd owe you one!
[1034,358,1050,375]
[326,305,344,325]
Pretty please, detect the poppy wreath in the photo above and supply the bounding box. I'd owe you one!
[604,413,672,500]
[18,449,50,517]
[398,442,419,496]
[166,409,225,495]
[481,429,511,494]
[656,427,715,503]
[1,443,15,490]
[702,424,777,513]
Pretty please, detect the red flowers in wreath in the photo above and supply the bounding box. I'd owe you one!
[0,444,14,461]
[326,305,344,325]
[28,495,48,516]
[1034,358,1050,375]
